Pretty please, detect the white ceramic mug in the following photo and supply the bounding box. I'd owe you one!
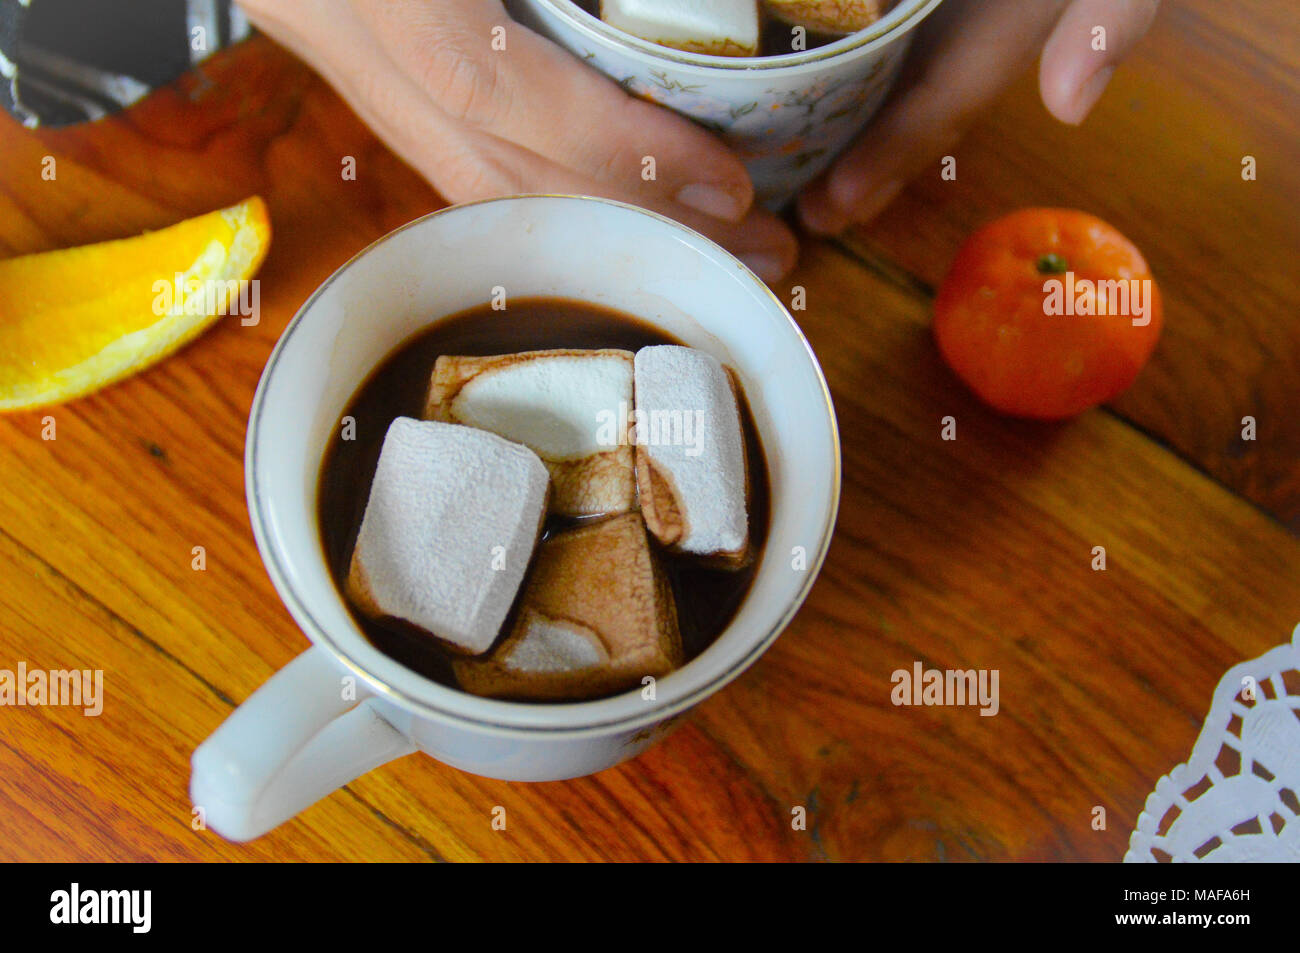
[190,196,840,842]
[505,0,944,206]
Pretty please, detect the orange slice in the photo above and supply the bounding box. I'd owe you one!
[0,196,271,411]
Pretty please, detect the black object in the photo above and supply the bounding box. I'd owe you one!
[0,0,251,127]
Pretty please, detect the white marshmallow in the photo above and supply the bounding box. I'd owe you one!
[633,346,749,562]
[346,418,549,655]
[503,617,609,674]
[601,0,760,57]
[425,349,636,517]
[443,351,630,460]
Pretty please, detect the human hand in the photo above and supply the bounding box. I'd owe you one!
[798,0,1161,234]
[238,0,798,280]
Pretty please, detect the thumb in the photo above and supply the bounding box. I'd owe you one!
[1039,0,1161,125]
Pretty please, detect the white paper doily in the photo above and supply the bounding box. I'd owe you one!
[1126,624,1300,862]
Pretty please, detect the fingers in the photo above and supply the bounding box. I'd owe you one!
[239,0,794,280]
[1039,0,1161,124]
[797,0,1067,235]
[676,205,800,283]
[350,63,796,280]
[359,0,756,222]
[434,126,799,281]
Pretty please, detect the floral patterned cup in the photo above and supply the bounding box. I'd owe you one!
[506,0,944,207]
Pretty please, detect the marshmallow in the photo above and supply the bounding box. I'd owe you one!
[601,0,760,57]
[424,349,636,518]
[453,514,682,700]
[762,0,893,35]
[633,346,748,564]
[345,418,549,655]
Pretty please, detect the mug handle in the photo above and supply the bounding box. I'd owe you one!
[190,646,418,841]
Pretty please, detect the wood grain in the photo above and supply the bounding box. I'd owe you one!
[0,2,1296,861]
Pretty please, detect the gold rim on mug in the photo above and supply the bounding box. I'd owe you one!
[538,0,944,72]
[246,194,842,739]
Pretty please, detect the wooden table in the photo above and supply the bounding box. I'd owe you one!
[1,1,1297,861]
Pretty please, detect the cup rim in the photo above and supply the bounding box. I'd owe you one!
[245,195,841,738]
[535,0,943,73]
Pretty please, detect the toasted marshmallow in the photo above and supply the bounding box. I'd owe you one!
[762,0,892,34]
[601,0,760,57]
[345,418,549,655]
[425,349,636,518]
[633,346,748,564]
[453,514,682,700]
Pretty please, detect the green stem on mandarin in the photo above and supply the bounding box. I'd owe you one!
[1036,253,1069,274]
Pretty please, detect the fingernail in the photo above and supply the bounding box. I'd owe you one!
[1066,66,1115,125]
[676,183,747,221]
[832,176,902,224]
[867,179,904,217]
[739,252,787,283]
[798,192,848,235]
